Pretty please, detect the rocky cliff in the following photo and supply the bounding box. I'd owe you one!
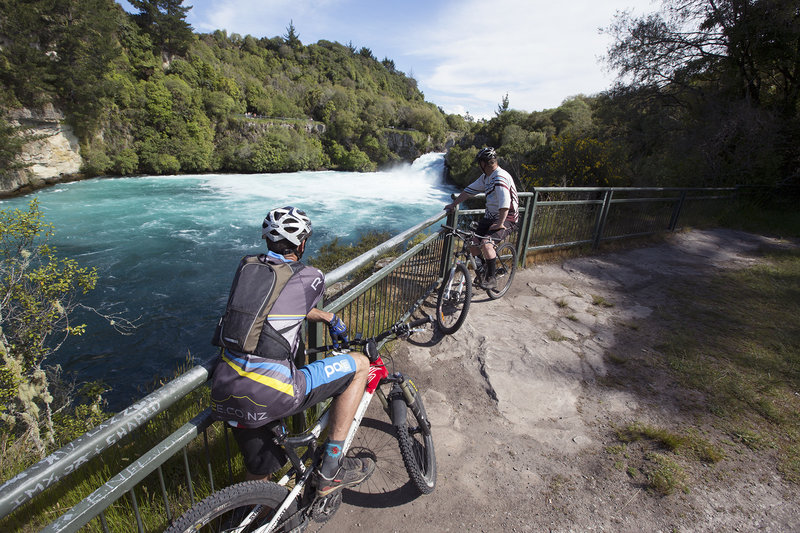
[1,105,83,197]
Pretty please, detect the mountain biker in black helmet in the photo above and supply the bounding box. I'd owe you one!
[210,206,375,497]
[444,147,519,290]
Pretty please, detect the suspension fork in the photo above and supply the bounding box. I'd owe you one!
[382,373,426,429]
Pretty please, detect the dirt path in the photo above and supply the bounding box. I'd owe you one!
[321,229,799,533]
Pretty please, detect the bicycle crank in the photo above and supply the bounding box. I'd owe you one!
[310,491,342,523]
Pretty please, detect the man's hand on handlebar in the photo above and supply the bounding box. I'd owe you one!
[328,313,349,348]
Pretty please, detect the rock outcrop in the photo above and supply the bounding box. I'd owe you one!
[1,105,83,197]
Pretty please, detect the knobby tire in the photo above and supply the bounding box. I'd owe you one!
[436,262,471,334]
[164,480,305,533]
[486,242,517,300]
[393,379,437,494]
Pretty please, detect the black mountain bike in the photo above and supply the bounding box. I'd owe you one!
[164,316,436,533]
[436,223,518,334]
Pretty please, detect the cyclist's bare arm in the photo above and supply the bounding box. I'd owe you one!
[444,191,474,212]
[307,307,334,323]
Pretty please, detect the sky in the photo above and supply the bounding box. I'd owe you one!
[117,0,656,119]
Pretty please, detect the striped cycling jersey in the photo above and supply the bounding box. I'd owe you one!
[464,166,519,223]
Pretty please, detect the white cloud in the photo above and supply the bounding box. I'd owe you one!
[404,0,655,118]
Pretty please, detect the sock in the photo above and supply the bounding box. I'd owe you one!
[319,439,345,478]
[487,257,497,277]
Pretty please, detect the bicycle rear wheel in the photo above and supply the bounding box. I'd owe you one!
[393,379,437,494]
[436,262,471,334]
[164,480,305,533]
[486,242,517,300]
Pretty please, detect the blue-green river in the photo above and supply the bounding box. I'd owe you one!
[0,153,456,408]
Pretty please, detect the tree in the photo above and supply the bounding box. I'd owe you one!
[496,92,510,116]
[604,0,800,115]
[0,202,135,458]
[0,115,40,174]
[283,20,301,49]
[130,0,194,57]
[603,0,800,185]
[0,201,97,455]
[497,124,545,186]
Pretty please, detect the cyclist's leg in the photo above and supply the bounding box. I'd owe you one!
[472,217,494,259]
[327,352,369,441]
[298,353,373,493]
[231,422,288,481]
[481,221,515,288]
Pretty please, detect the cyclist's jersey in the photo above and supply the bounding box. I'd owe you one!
[210,252,326,428]
[464,166,519,223]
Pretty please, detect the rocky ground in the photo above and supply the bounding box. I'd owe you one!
[317,228,799,533]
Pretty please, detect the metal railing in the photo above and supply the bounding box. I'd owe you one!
[0,186,737,532]
[518,187,736,255]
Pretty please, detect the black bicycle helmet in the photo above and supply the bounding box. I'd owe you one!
[262,206,312,246]
[476,147,497,162]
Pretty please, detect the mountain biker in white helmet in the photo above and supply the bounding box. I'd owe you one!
[210,206,374,497]
[444,147,519,289]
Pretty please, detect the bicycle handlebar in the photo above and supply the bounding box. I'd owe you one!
[440,225,501,243]
[306,314,433,356]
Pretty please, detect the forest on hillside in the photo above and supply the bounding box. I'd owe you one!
[1,0,798,188]
[0,0,454,177]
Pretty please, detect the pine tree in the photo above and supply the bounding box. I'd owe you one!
[130,0,194,57]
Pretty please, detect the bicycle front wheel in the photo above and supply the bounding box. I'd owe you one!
[486,242,517,300]
[164,480,305,533]
[393,379,437,494]
[436,262,471,334]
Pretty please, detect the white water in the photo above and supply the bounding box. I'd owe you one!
[0,153,456,407]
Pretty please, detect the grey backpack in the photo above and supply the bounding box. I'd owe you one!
[212,254,305,359]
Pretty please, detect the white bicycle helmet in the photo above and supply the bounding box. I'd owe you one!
[262,206,312,246]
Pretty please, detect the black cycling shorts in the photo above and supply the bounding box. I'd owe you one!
[231,421,288,476]
[473,217,516,246]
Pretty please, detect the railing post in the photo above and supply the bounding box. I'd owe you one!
[669,190,688,231]
[593,189,613,248]
[439,195,458,280]
[518,191,537,267]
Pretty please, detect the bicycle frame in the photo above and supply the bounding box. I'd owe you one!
[260,351,422,532]
[166,316,434,533]
[441,225,500,287]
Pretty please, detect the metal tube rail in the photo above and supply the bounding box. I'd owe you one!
[325,212,446,286]
[0,361,214,518]
[40,409,215,533]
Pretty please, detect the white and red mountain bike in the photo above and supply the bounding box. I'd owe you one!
[164,315,437,533]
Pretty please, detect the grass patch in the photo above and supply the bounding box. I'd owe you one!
[718,201,800,239]
[656,248,800,483]
[605,352,627,365]
[610,421,723,496]
[546,329,568,342]
[645,452,689,495]
[616,422,684,452]
[591,294,614,308]
[608,246,800,495]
